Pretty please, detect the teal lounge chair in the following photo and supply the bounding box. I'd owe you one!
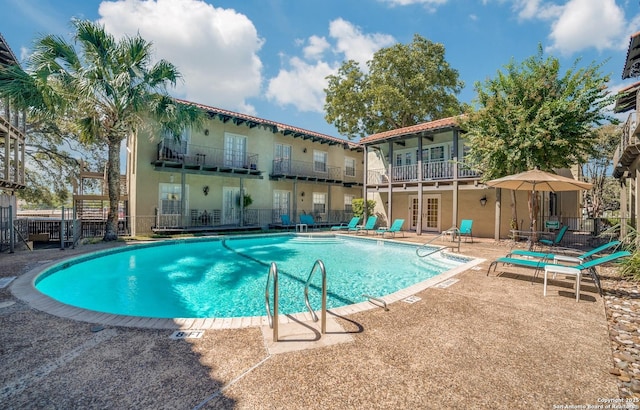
[280,214,293,230]
[543,250,631,297]
[331,216,361,231]
[375,219,405,237]
[459,219,473,243]
[508,240,620,262]
[538,225,568,249]
[354,215,377,235]
[300,214,317,230]
[488,250,630,296]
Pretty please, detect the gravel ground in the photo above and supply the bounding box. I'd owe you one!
[0,235,634,409]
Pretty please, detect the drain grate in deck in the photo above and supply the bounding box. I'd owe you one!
[0,277,16,289]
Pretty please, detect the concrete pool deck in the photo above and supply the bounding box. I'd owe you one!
[0,233,634,408]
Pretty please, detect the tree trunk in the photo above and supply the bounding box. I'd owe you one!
[103,138,121,241]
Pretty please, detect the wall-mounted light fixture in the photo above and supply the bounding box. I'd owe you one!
[203,186,209,196]
[300,191,305,197]
[479,195,487,207]
[204,129,209,136]
[303,147,307,153]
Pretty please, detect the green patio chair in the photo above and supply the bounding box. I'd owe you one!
[354,215,378,235]
[331,216,361,231]
[459,219,473,243]
[375,219,405,238]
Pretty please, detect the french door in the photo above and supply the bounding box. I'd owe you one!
[410,194,440,232]
[222,187,240,225]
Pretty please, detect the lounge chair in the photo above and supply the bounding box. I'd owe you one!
[488,250,630,297]
[542,250,631,299]
[354,215,377,235]
[375,219,405,238]
[508,240,620,263]
[280,214,294,230]
[331,216,361,231]
[538,225,568,249]
[299,214,317,230]
[459,219,473,243]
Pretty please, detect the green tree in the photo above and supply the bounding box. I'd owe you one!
[460,46,615,229]
[0,19,204,240]
[324,34,465,140]
[352,198,376,218]
[583,124,620,217]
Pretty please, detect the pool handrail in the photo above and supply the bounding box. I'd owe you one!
[265,262,279,342]
[304,259,327,334]
[416,227,460,257]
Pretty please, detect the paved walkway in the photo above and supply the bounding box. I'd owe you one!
[0,234,635,409]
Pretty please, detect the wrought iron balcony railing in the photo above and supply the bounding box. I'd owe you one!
[271,159,358,183]
[156,139,259,171]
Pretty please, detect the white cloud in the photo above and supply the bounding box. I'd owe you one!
[266,19,396,113]
[546,0,625,55]
[329,18,396,68]
[266,57,335,112]
[378,0,448,9]
[303,35,330,61]
[97,0,264,114]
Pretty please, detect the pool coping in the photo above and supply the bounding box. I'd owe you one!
[10,234,484,330]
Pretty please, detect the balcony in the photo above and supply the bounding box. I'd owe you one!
[270,159,363,186]
[367,159,481,184]
[153,140,261,176]
[613,112,640,179]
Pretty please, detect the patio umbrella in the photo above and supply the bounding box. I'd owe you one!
[486,168,593,192]
[486,168,592,236]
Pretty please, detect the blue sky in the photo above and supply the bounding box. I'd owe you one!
[2,0,640,140]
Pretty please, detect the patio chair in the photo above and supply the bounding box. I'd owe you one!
[354,215,378,235]
[331,216,361,231]
[459,219,473,243]
[542,250,631,299]
[280,214,293,230]
[538,225,568,250]
[375,219,405,238]
[507,240,620,263]
[300,214,318,230]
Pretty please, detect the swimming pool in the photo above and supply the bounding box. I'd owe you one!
[34,234,470,319]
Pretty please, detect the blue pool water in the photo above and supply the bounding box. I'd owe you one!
[35,235,466,319]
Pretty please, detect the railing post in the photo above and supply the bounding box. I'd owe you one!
[9,205,14,253]
[60,206,65,250]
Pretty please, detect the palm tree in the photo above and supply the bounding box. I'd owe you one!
[0,19,204,240]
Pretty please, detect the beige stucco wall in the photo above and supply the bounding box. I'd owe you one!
[128,115,363,234]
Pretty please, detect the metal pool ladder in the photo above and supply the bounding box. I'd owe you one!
[265,259,328,342]
[416,227,460,257]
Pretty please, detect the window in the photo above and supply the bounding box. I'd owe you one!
[159,183,188,214]
[344,157,356,177]
[273,190,291,216]
[344,194,354,212]
[312,192,327,214]
[430,146,445,161]
[313,150,327,173]
[274,143,292,174]
[224,132,247,167]
[162,127,190,155]
[405,152,412,165]
[396,153,402,166]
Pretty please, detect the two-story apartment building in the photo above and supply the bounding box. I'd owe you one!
[613,31,640,234]
[126,100,363,235]
[0,33,26,209]
[361,117,583,239]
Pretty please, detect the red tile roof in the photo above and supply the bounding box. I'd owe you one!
[175,99,361,150]
[359,116,461,144]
